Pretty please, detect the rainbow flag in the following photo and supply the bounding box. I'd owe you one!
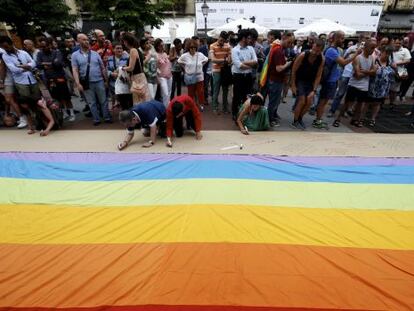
[259,42,281,89]
[0,152,413,311]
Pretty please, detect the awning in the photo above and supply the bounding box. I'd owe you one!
[150,17,196,44]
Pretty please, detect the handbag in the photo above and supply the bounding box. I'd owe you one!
[184,52,199,86]
[129,53,150,104]
[79,51,91,90]
[397,66,408,80]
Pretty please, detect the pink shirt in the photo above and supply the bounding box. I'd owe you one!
[157,52,172,79]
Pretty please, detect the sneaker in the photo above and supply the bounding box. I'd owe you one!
[312,119,328,129]
[399,96,406,103]
[270,120,280,127]
[17,117,28,129]
[298,120,306,130]
[63,111,69,120]
[282,98,287,104]
[410,122,414,129]
[405,111,412,116]
[290,121,301,129]
[68,114,76,122]
[327,111,335,118]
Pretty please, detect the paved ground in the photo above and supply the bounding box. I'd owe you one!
[2,84,413,134]
[64,87,358,133]
[2,128,414,157]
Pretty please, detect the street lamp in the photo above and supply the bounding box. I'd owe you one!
[201,0,209,37]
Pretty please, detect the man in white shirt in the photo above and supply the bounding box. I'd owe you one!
[390,38,411,107]
[23,39,40,62]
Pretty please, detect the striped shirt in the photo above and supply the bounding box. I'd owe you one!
[209,42,231,73]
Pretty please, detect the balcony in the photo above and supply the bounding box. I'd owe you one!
[385,0,414,12]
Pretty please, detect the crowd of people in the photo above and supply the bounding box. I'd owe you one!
[0,27,413,147]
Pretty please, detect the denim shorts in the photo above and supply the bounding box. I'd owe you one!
[296,80,313,97]
[319,82,337,100]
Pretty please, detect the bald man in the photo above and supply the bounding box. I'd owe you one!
[313,30,362,129]
[91,29,113,66]
[72,33,111,125]
[23,39,40,61]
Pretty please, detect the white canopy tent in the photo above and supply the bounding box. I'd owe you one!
[151,17,195,44]
[207,18,269,38]
[294,19,356,37]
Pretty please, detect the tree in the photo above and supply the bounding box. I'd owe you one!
[78,0,176,32]
[0,0,77,39]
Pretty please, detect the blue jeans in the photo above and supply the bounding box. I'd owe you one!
[330,76,350,113]
[84,80,111,123]
[267,80,284,122]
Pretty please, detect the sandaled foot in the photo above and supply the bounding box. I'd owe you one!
[332,120,340,127]
[40,130,50,136]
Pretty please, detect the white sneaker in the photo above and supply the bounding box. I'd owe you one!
[17,117,27,129]
[68,114,76,122]
[63,111,69,120]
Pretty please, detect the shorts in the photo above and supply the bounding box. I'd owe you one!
[367,97,385,104]
[15,83,41,106]
[345,86,368,104]
[49,80,71,101]
[296,80,313,97]
[319,82,337,100]
[2,84,15,95]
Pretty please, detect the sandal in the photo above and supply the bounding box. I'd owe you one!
[368,120,376,127]
[356,120,363,128]
[332,120,340,127]
[350,120,358,126]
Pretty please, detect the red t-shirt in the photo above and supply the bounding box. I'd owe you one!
[91,42,113,65]
[268,47,286,83]
[166,95,202,137]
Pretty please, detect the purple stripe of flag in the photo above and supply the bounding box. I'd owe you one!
[0,152,413,166]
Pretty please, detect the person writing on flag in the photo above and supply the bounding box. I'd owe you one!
[165,94,203,147]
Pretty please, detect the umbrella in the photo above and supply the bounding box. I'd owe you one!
[294,19,356,37]
[207,18,269,38]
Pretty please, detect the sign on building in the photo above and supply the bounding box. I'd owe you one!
[196,2,383,33]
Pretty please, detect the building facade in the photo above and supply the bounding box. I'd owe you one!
[379,0,414,35]
[195,0,385,34]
